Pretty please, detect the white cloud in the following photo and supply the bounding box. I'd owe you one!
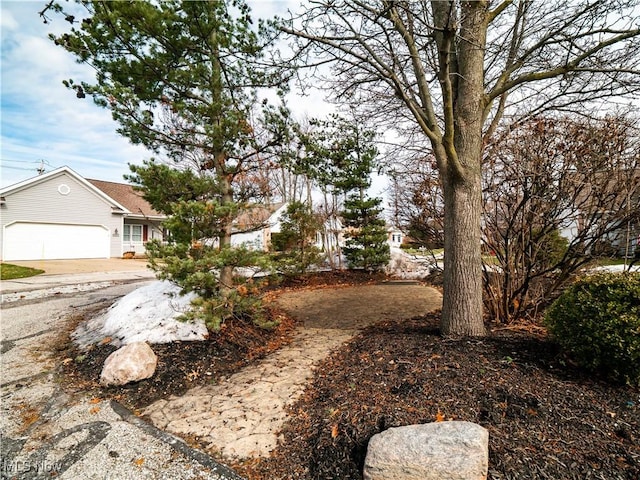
[1,2,150,188]
[0,8,19,30]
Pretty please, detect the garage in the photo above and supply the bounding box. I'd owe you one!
[3,222,110,261]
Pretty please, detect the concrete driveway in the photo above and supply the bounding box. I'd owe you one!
[1,259,156,301]
[4,258,150,275]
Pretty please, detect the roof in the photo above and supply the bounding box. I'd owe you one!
[234,202,286,231]
[87,179,164,218]
[0,166,164,219]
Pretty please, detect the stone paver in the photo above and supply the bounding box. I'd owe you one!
[142,283,442,459]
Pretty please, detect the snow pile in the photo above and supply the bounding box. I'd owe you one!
[386,247,441,279]
[590,264,640,273]
[73,280,208,348]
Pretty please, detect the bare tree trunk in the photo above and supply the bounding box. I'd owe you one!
[441,169,485,336]
[436,1,488,336]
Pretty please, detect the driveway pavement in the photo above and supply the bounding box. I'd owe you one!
[1,259,156,302]
[3,258,151,276]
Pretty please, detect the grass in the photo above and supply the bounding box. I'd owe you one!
[592,257,632,266]
[0,263,44,280]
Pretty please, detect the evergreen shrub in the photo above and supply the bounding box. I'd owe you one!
[544,272,640,385]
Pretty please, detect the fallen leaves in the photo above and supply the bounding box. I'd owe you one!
[18,404,40,432]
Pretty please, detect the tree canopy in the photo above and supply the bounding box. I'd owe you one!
[47,0,294,328]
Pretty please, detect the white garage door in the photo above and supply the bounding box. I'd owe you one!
[3,222,110,261]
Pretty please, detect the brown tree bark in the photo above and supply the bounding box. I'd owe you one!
[434,1,488,335]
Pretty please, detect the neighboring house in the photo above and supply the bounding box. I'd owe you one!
[387,226,404,248]
[231,203,346,254]
[230,202,288,250]
[0,166,165,261]
[559,168,640,257]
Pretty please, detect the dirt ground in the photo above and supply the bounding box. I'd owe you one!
[272,280,442,330]
[59,271,639,480]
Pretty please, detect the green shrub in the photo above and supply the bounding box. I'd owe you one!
[544,272,640,385]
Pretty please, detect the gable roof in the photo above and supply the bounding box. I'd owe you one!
[0,166,164,219]
[234,202,287,231]
[0,166,129,212]
[87,179,164,219]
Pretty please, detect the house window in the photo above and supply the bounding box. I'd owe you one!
[124,224,143,243]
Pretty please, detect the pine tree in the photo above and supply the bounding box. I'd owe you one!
[50,0,291,329]
[297,115,390,272]
[342,195,390,272]
[271,201,323,275]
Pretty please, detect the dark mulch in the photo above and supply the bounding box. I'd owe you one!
[57,309,296,410]
[56,271,639,479]
[235,314,639,480]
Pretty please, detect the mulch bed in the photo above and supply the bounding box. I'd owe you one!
[56,272,639,479]
[57,309,296,410]
[235,313,639,480]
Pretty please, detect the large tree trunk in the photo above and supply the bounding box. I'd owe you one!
[437,1,488,336]
[441,170,485,336]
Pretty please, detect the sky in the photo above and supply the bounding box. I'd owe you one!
[0,1,334,189]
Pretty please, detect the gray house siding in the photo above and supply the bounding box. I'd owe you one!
[0,171,123,259]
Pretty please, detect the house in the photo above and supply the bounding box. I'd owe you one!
[559,168,640,257]
[0,166,165,261]
[387,226,404,248]
[231,203,347,254]
[230,202,288,250]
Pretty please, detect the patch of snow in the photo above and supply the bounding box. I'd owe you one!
[1,281,114,304]
[590,264,639,273]
[73,280,208,348]
[386,247,440,279]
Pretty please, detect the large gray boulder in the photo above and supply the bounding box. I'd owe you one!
[363,421,488,480]
[100,341,158,386]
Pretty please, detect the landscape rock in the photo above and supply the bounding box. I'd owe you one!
[100,342,158,386]
[363,421,489,480]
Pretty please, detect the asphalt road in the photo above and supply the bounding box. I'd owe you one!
[0,275,243,480]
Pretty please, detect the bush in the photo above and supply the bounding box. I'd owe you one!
[544,272,640,385]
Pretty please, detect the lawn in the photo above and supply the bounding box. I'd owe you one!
[0,263,44,280]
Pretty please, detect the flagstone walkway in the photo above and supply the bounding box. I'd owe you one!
[142,282,442,459]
